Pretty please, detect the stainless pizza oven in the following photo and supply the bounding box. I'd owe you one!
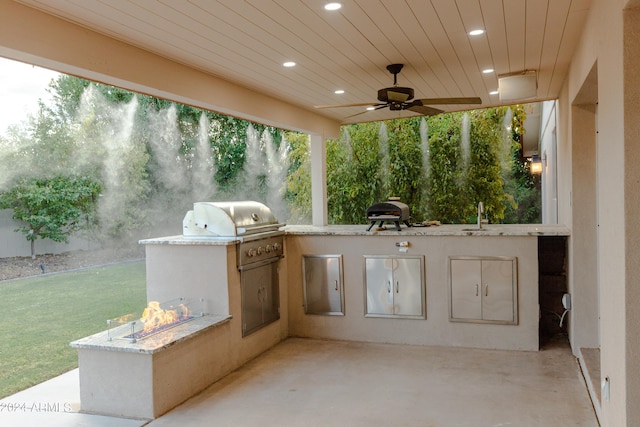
[366,200,412,231]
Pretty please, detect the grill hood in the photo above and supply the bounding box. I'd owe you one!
[183,201,283,239]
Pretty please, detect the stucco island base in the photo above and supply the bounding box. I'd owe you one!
[71,315,232,420]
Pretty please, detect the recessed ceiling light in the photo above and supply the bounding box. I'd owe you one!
[469,29,484,36]
[283,61,296,67]
[366,106,375,111]
[482,68,494,74]
[325,3,342,11]
[334,89,345,94]
[490,90,499,95]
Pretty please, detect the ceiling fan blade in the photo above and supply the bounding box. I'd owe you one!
[314,102,380,109]
[415,97,482,105]
[344,104,389,119]
[406,104,443,116]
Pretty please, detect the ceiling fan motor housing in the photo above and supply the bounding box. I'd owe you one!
[378,86,414,103]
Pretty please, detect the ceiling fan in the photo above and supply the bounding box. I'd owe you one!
[315,64,482,118]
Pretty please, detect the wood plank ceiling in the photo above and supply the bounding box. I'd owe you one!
[14,0,590,124]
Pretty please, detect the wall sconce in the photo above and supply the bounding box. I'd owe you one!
[530,154,543,174]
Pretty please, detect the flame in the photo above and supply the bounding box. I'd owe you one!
[140,301,191,334]
[112,313,136,324]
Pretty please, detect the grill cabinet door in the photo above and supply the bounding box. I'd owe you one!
[241,260,280,336]
[261,260,280,325]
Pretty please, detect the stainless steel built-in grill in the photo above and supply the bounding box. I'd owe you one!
[182,201,283,336]
[366,200,412,231]
[183,201,282,240]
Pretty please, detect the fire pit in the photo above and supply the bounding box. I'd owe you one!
[107,297,204,343]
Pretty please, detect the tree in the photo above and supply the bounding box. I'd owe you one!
[326,123,383,224]
[0,175,102,258]
[1,72,539,254]
[306,106,532,225]
[385,118,427,222]
[4,74,293,240]
[502,105,541,223]
[466,108,510,222]
[426,113,469,222]
[285,132,312,223]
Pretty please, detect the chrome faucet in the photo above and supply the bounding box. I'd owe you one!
[477,202,484,229]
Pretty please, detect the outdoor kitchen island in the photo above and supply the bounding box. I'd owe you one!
[70,221,568,420]
[283,223,570,352]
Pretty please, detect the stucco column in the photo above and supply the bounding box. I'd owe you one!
[310,134,328,226]
[571,101,599,353]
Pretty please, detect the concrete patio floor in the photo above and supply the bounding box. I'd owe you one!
[0,336,598,426]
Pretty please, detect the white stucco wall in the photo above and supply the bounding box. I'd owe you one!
[558,0,640,425]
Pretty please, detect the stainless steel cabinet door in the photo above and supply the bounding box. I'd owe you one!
[241,266,265,335]
[365,257,394,315]
[481,260,515,322]
[261,261,280,324]
[364,255,425,318]
[241,260,280,336]
[393,257,424,316]
[449,257,518,324]
[303,255,344,315]
[450,258,482,320]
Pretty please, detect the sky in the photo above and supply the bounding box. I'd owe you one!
[0,57,60,134]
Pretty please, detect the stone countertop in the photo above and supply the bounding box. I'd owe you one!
[139,225,570,245]
[282,224,570,237]
[70,314,231,354]
[139,235,240,245]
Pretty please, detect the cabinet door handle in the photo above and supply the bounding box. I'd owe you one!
[387,280,391,293]
[484,284,488,297]
[334,280,339,291]
[263,286,267,301]
[396,281,399,293]
[257,287,262,302]
[475,284,479,296]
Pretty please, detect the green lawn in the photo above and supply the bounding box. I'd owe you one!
[0,261,146,398]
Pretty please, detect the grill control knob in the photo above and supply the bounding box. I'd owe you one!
[265,244,273,253]
[257,246,264,255]
[273,242,282,251]
[246,248,257,257]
